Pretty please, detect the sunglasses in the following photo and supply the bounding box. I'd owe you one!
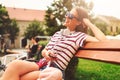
[65,12,79,21]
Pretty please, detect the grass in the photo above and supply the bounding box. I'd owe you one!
[75,59,120,80]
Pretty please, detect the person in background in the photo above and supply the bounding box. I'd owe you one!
[3,34,12,54]
[26,36,41,59]
[0,6,107,80]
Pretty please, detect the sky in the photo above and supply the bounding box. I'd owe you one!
[0,0,120,19]
[92,0,120,19]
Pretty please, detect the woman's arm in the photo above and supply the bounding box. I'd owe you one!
[42,48,50,59]
[83,18,107,42]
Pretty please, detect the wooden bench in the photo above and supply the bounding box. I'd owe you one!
[75,40,120,65]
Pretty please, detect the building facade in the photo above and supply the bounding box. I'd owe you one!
[6,7,46,48]
[104,16,120,35]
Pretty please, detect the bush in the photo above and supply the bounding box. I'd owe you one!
[38,40,48,46]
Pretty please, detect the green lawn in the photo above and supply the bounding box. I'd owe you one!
[75,59,120,80]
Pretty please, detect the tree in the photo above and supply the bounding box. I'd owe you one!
[45,0,69,36]
[7,19,19,45]
[0,4,11,35]
[24,20,44,39]
[0,4,19,48]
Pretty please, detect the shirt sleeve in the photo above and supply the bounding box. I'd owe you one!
[76,32,87,48]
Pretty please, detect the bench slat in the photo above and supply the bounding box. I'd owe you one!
[76,50,120,64]
[76,40,120,64]
[83,40,120,49]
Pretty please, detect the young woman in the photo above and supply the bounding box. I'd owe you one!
[0,6,107,80]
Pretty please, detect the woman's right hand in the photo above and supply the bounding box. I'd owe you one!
[42,48,57,61]
[44,50,57,61]
[47,50,57,60]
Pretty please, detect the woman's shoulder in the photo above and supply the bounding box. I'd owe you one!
[52,30,62,36]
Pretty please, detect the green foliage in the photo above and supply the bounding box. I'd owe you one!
[38,40,48,46]
[8,19,19,44]
[0,4,11,34]
[24,20,45,39]
[75,59,120,80]
[45,0,67,36]
[44,7,58,35]
[0,4,19,44]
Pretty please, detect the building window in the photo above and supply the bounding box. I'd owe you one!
[21,37,27,48]
[116,26,118,32]
[110,26,113,32]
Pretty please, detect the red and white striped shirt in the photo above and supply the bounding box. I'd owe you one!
[46,30,87,70]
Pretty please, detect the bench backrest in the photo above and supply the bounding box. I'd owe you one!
[75,40,120,64]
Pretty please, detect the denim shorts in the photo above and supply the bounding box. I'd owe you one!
[40,61,65,79]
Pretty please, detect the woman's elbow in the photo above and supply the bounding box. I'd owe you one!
[99,36,108,41]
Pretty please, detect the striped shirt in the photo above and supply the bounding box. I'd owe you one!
[46,30,87,70]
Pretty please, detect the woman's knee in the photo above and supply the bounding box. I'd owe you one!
[6,60,39,74]
[3,60,23,76]
[20,71,40,80]
[7,60,23,69]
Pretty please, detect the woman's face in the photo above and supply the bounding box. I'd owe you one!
[64,8,81,31]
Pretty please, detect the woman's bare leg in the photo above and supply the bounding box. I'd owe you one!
[20,71,40,80]
[1,60,39,80]
[21,67,63,80]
